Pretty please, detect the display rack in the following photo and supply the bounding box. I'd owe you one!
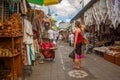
[0,12,23,79]
[0,36,22,80]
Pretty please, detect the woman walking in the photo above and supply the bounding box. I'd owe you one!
[73,21,83,69]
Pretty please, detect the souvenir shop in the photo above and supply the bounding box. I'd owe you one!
[0,0,46,80]
[71,0,120,66]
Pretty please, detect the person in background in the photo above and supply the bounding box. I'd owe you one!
[69,32,74,47]
[41,38,55,61]
[48,28,54,42]
[53,30,57,47]
[84,29,90,54]
[73,21,83,69]
[59,33,63,41]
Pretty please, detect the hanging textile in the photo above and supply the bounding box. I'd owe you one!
[31,44,36,61]
[26,44,36,65]
[99,0,107,23]
[33,39,39,54]
[20,1,26,14]
[26,45,32,65]
[106,0,112,20]
[23,0,28,13]
[22,44,27,66]
[112,0,120,28]
[23,19,33,44]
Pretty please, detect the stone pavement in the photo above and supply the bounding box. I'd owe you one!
[26,41,120,80]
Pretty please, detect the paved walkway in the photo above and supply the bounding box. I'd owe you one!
[26,41,120,80]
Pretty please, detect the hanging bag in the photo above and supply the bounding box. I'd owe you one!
[80,28,88,45]
[82,35,88,45]
[69,50,75,59]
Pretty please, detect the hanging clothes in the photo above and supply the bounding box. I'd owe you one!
[99,0,107,23]
[106,0,113,20]
[23,19,33,44]
[111,0,120,28]
[23,0,27,14]
[22,44,29,66]
[20,1,25,14]
[33,39,39,54]
[23,19,36,65]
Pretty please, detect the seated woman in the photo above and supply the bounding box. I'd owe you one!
[41,38,55,60]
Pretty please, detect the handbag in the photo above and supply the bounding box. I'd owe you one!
[80,28,88,45]
[69,50,75,59]
[82,35,88,45]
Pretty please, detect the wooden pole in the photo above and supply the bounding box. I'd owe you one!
[2,0,4,22]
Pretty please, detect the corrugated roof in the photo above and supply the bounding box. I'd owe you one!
[71,0,99,22]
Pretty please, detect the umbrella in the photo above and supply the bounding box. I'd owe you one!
[27,0,61,6]
[27,0,43,5]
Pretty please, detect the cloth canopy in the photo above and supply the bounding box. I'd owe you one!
[27,0,60,6]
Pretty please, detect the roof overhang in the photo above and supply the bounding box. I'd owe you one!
[71,0,99,22]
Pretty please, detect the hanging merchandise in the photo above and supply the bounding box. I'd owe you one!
[111,0,120,29]
[20,0,28,14]
[23,19,33,44]
[44,21,50,30]
[23,19,36,65]
[106,0,112,21]
[92,1,101,31]
[99,0,107,23]
[23,0,28,13]
[20,1,26,14]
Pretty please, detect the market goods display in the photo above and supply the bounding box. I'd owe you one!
[0,69,11,80]
[115,53,120,66]
[0,23,23,79]
[0,19,2,27]
[0,13,23,37]
[104,46,120,65]
[0,48,12,57]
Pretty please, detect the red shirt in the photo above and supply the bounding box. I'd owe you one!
[41,42,53,50]
[74,31,82,44]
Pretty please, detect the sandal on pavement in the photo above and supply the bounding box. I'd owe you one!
[73,66,81,69]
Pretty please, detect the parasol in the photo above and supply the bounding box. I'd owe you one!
[27,0,61,6]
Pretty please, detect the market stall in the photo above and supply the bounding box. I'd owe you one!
[0,0,23,79]
[0,0,42,79]
[71,0,120,66]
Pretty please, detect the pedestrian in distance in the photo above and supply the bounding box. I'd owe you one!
[69,32,74,47]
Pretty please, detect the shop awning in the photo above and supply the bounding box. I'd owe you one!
[27,0,62,6]
[70,0,98,22]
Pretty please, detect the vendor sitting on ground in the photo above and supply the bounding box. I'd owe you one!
[41,38,55,61]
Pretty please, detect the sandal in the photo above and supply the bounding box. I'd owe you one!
[73,66,81,69]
